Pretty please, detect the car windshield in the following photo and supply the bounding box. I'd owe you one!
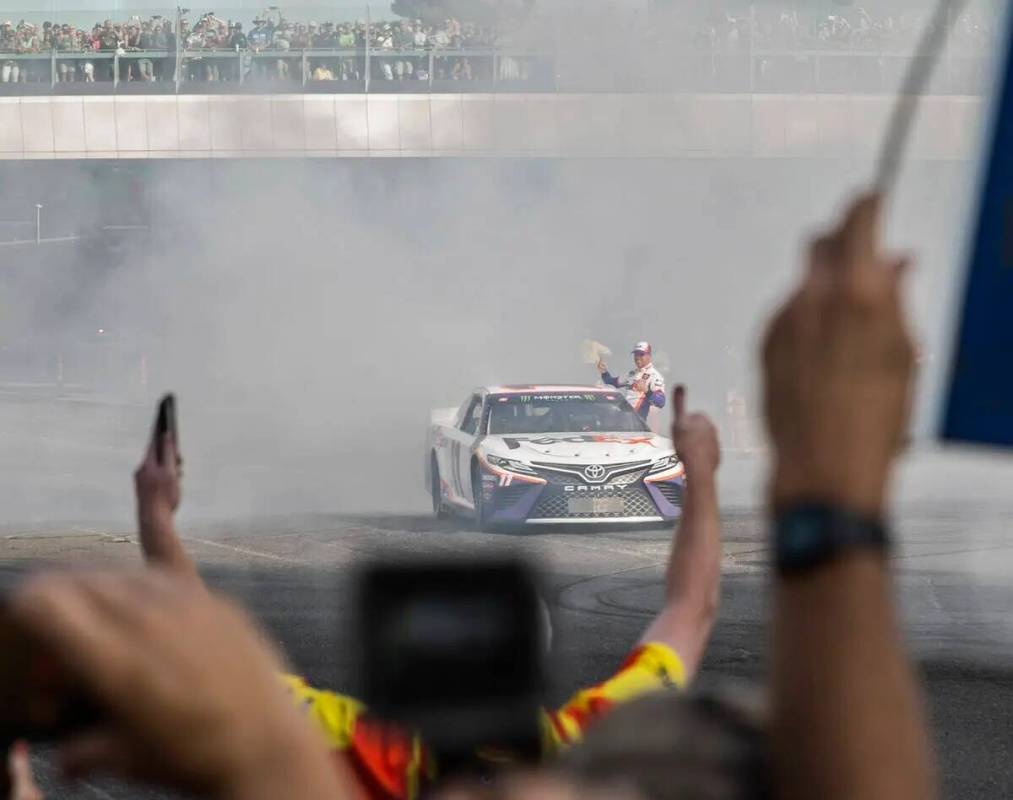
[487,392,649,435]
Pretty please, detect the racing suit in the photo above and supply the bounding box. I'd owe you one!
[284,641,686,800]
[601,363,666,419]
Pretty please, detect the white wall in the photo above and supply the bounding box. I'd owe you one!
[0,92,983,160]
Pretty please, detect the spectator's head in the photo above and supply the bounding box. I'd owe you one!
[632,342,652,369]
[559,686,770,800]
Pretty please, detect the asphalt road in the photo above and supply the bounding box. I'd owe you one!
[0,392,1011,797]
[3,505,1013,800]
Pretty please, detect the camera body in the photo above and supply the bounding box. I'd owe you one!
[357,558,547,766]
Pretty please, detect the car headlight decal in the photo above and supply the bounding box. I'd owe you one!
[648,455,680,474]
[487,454,537,475]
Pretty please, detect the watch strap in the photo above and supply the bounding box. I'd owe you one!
[775,503,890,575]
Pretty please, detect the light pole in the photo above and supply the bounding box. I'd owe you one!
[35,204,43,245]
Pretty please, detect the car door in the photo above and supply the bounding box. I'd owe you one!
[444,393,483,505]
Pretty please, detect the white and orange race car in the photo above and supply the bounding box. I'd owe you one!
[425,385,684,529]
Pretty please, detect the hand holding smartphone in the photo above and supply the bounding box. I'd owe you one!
[153,393,179,467]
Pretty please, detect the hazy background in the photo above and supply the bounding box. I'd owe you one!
[0,0,1009,526]
[0,149,1010,528]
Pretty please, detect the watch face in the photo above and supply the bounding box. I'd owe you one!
[783,517,823,561]
[777,505,887,573]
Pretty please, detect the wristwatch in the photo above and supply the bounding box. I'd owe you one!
[774,503,890,575]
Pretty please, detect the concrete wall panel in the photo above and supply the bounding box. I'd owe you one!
[0,92,983,160]
[0,100,23,153]
[334,96,368,150]
[240,97,274,151]
[398,96,431,152]
[82,98,117,152]
[20,98,54,154]
[50,98,85,153]
[304,96,338,150]
[177,96,211,151]
[209,97,242,152]
[146,98,179,152]
[272,96,306,150]
[114,97,148,152]
[430,95,462,151]
[461,94,494,151]
[366,95,399,151]
[525,95,559,152]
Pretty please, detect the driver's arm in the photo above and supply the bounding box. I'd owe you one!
[600,370,622,388]
[647,382,666,409]
[637,386,720,683]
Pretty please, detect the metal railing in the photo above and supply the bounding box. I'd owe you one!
[0,46,992,95]
[0,47,557,92]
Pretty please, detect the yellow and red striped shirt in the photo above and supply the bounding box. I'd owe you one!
[284,642,685,800]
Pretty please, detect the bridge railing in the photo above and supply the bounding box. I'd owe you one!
[0,46,992,96]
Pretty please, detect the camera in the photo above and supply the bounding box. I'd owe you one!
[357,557,547,769]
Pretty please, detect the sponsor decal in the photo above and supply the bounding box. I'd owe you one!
[506,393,609,403]
[503,435,656,447]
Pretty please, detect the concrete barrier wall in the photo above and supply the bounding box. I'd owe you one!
[0,93,983,160]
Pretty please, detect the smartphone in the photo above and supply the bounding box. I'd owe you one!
[153,393,178,466]
[357,558,546,769]
[0,606,101,748]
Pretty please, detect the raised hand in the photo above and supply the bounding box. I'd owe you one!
[762,193,915,515]
[671,385,720,479]
[134,433,180,531]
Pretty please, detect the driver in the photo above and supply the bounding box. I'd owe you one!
[597,341,666,420]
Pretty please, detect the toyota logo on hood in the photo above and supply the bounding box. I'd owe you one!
[583,464,606,482]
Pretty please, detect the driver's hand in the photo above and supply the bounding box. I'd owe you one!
[632,378,648,393]
[596,359,607,374]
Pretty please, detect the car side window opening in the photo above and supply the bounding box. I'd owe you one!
[460,396,483,436]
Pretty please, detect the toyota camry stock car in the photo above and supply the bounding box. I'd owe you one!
[425,385,684,528]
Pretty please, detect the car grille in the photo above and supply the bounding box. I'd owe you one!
[530,460,651,486]
[530,488,658,520]
[654,482,684,507]
[493,484,533,510]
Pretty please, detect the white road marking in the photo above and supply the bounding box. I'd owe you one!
[81,782,120,800]
[183,536,311,565]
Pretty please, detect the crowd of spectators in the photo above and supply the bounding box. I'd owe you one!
[0,11,509,84]
[676,2,995,53]
[0,2,1000,86]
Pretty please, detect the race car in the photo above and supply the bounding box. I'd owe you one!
[425,385,684,528]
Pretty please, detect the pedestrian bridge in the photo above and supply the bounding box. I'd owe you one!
[0,92,982,160]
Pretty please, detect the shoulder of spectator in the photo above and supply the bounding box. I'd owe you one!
[545,641,686,750]
[281,673,367,750]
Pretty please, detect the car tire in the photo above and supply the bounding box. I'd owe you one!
[430,453,450,519]
[471,462,494,532]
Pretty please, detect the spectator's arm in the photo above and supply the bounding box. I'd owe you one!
[763,194,935,800]
[6,742,42,800]
[638,385,720,683]
[134,431,198,582]
[9,570,363,800]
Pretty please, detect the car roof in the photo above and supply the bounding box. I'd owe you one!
[483,384,615,395]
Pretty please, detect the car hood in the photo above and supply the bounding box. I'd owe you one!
[487,432,672,464]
